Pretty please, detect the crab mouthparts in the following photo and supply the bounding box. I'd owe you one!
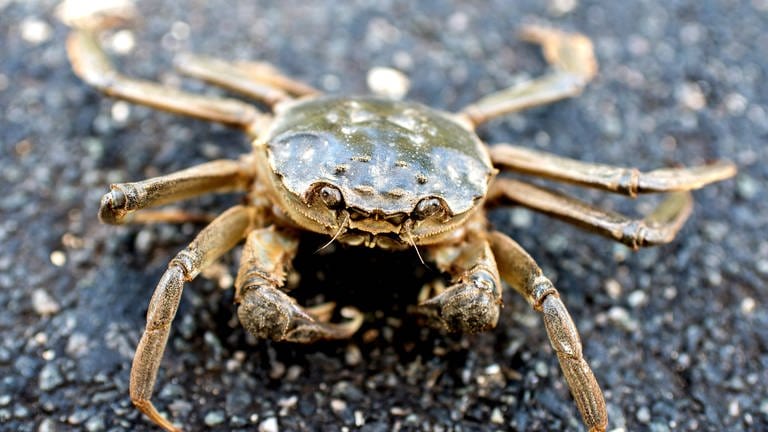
[336,229,408,250]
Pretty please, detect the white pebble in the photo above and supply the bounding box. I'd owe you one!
[549,0,578,16]
[367,67,410,100]
[740,297,756,315]
[330,399,347,414]
[636,405,651,423]
[604,278,622,299]
[627,290,648,308]
[491,407,505,424]
[50,250,66,267]
[20,18,52,45]
[677,82,706,111]
[32,289,61,316]
[111,101,131,123]
[258,417,278,432]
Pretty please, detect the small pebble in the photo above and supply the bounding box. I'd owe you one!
[49,251,66,267]
[65,333,89,357]
[134,229,154,254]
[0,347,11,364]
[636,406,651,423]
[110,101,131,123]
[13,405,29,418]
[740,297,756,314]
[549,0,578,16]
[258,416,278,432]
[39,363,63,391]
[204,410,225,426]
[736,175,759,200]
[84,415,105,432]
[607,306,638,332]
[724,93,748,115]
[67,410,89,425]
[345,344,362,366]
[510,208,533,228]
[38,418,57,432]
[728,399,740,417]
[354,410,365,427]
[677,82,706,110]
[367,67,410,99]
[490,407,505,424]
[604,278,622,299]
[32,289,61,317]
[627,290,647,308]
[760,399,768,416]
[277,395,298,411]
[330,399,347,414]
[20,18,52,45]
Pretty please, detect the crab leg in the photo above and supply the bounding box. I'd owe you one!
[174,54,320,106]
[66,30,268,135]
[488,231,607,432]
[416,226,503,333]
[235,227,363,342]
[491,144,737,197]
[488,178,694,249]
[460,25,598,127]
[130,205,258,432]
[99,157,256,224]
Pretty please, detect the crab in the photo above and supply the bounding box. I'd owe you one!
[59,3,737,432]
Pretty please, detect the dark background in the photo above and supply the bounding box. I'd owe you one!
[1,0,766,431]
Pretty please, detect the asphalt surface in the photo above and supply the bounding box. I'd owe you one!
[1,0,767,431]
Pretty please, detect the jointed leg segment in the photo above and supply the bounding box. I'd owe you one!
[66,30,269,134]
[491,144,738,197]
[460,25,598,127]
[489,231,607,432]
[235,227,363,342]
[417,229,503,333]
[130,205,259,432]
[174,54,320,107]
[488,178,695,249]
[99,157,257,224]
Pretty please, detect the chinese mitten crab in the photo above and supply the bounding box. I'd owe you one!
[60,3,736,431]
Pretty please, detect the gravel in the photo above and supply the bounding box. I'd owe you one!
[1,0,766,431]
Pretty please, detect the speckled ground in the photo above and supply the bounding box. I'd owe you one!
[1,1,766,431]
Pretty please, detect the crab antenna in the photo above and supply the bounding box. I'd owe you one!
[316,211,349,253]
[403,226,426,266]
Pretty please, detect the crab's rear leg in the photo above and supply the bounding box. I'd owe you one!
[99,157,256,224]
[66,30,268,135]
[236,227,363,342]
[491,144,737,197]
[488,231,608,432]
[488,178,697,249]
[460,25,598,127]
[174,54,320,107]
[131,205,258,432]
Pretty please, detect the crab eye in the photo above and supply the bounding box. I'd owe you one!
[413,197,445,220]
[318,184,344,209]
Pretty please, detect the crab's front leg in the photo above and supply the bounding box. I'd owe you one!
[131,205,258,432]
[488,231,607,432]
[235,227,363,342]
[416,227,503,334]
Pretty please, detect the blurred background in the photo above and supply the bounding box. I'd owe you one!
[1,0,766,431]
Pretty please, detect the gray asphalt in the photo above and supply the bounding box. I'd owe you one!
[1,0,766,431]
